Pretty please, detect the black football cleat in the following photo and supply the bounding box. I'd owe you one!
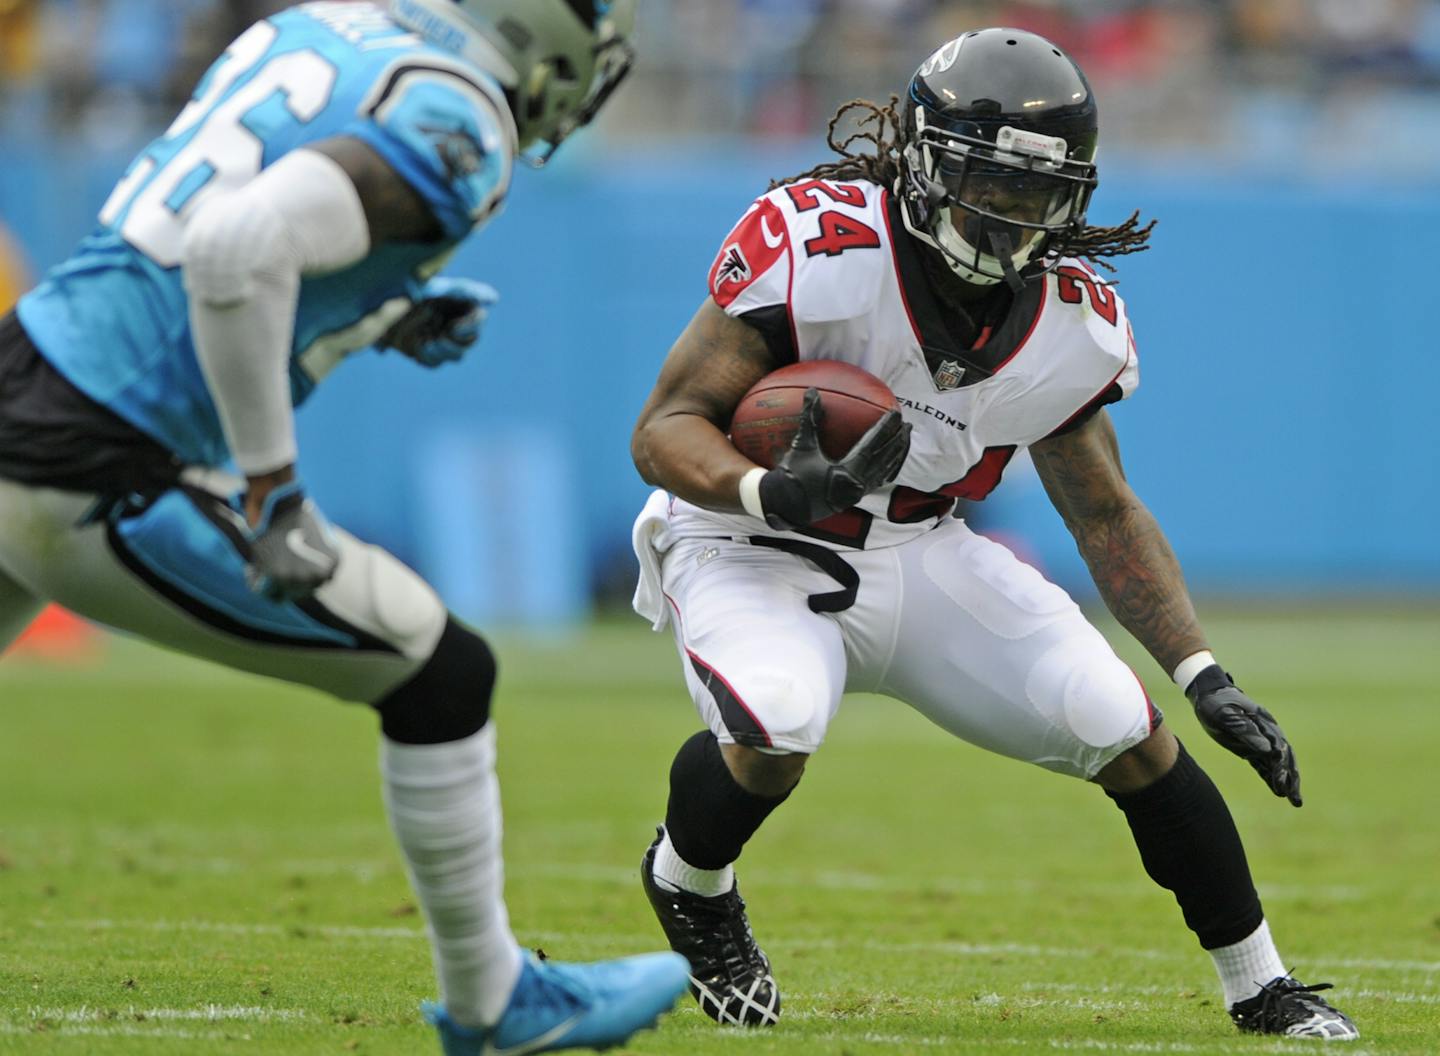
[1229,975,1359,1040]
[640,828,781,1027]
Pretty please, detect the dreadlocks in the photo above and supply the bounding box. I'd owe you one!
[772,96,1156,273]
[772,96,908,192]
[1054,211,1156,272]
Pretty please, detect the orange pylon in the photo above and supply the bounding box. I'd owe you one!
[10,605,105,663]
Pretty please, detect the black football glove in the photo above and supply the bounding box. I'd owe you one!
[244,480,340,602]
[380,278,496,367]
[1185,664,1302,807]
[758,387,911,531]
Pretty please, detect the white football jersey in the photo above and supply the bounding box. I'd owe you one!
[665,177,1139,551]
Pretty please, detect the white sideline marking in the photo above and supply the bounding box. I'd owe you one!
[33,918,1440,977]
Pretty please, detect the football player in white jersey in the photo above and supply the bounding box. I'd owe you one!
[630,28,1358,1041]
[0,2,689,1053]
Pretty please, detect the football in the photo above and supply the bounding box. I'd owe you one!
[729,360,898,469]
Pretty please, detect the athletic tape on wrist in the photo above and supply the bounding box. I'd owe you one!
[738,467,767,520]
[1173,650,1217,690]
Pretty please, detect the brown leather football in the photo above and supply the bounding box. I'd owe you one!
[729,360,898,469]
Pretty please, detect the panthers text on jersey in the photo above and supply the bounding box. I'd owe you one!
[15,1,514,469]
[667,177,1139,551]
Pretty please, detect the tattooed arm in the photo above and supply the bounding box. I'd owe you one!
[1029,409,1208,675]
[632,299,779,513]
[1033,409,1306,804]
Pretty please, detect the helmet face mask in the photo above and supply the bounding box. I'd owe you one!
[522,18,635,166]
[391,0,636,165]
[899,29,1099,289]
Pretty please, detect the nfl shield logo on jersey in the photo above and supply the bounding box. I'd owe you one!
[713,243,752,293]
[933,359,965,391]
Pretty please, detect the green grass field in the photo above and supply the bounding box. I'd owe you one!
[2,607,1437,1054]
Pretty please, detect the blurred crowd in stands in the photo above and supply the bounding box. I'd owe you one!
[3,0,1440,172]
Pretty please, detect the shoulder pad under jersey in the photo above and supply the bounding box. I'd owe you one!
[708,179,893,358]
[347,53,516,241]
[1039,258,1140,436]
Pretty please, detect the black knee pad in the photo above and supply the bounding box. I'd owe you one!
[374,617,496,744]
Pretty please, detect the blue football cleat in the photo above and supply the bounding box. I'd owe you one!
[424,950,690,1055]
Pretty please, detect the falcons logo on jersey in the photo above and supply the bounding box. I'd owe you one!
[713,243,751,293]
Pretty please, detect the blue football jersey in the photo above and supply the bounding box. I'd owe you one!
[17,1,514,468]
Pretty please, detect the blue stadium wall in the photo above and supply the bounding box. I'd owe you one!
[3,142,1437,624]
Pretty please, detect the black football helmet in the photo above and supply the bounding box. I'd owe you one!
[898,28,1098,290]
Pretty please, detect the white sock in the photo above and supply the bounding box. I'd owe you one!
[1209,919,1288,1007]
[650,827,734,897]
[381,725,522,1028]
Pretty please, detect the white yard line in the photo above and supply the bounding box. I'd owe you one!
[0,1023,224,1040]
[31,917,1440,976]
[1347,988,1440,1004]
[32,918,424,941]
[24,1005,310,1023]
[509,861,1371,904]
[0,841,1375,905]
[784,994,1152,1018]
[0,1020,1389,1055]
[781,1033,1381,1054]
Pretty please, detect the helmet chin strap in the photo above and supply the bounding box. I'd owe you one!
[986,229,1028,293]
[937,218,1035,292]
[933,217,1003,286]
[900,176,1035,290]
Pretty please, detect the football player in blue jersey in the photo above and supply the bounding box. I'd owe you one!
[0,2,689,1053]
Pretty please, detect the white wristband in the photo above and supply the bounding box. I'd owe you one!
[1172,650,1217,690]
[738,467,767,520]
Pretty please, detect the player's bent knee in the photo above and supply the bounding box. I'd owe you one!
[733,666,830,749]
[1026,637,1149,750]
[345,539,447,659]
[721,740,809,797]
[373,617,496,745]
[1096,723,1179,793]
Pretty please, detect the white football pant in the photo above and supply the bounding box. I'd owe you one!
[652,516,1156,778]
[0,476,442,699]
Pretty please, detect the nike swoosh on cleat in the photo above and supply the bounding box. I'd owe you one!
[285,529,333,567]
[482,1010,588,1056]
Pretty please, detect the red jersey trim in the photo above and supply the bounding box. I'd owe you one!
[784,205,799,357]
[989,274,1048,375]
[883,193,1047,380]
[880,189,925,349]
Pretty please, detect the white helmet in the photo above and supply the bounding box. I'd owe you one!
[391,0,636,164]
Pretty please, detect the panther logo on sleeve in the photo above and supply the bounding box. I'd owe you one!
[418,123,487,182]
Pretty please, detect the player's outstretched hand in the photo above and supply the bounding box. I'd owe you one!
[759,387,911,531]
[1185,664,1302,807]
[244,480,340,602]
[382,277,498,367]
